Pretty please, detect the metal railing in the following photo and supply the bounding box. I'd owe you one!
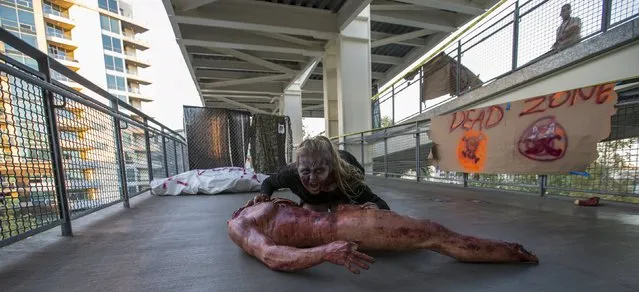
[49,54,77,62]
[0,28,188,247]
[46,30,72,41]
[373,0,639,127]
[43,5,71,19]
[333,93,639,202]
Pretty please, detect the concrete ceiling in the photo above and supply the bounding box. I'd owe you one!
[162,0,500,118]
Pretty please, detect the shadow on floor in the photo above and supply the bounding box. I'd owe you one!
[1,177,639,292]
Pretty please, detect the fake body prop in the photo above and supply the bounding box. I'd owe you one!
[429,83,618,174]
[227,197,538,274]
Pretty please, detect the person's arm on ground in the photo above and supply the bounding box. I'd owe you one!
[227,219,374,273]
[259,165,298,198]
[352,185,391,210]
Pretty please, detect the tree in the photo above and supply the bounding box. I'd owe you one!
[381,115,393,128]
[463,138,638,202]
[301,123,311,139]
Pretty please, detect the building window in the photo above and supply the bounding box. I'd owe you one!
[57,108,75,119]
[114,94,127,103]
[68,190,88,201]
[15,1,33,10]
[62,150,82,160]
[99,14,120,34]
[20,33,36,47]
[48,44,73,60]
[98,0,119,14]
[106,74,126,91]
[14,102,45,119]
[42,1,67,17]
[104,54,124,72]
[101,34,122,53]
[4,51,37,69]
[24,148,51,160]
[46,23,69,39]
[60,131,79,141]
[126,168,137,181]
[0,2,35,33]
[0,2,37,68]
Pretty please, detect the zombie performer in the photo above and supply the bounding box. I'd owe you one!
[228,197,539,274]
[256,136,390,212]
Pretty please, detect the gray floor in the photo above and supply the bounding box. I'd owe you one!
[2,176,639,292]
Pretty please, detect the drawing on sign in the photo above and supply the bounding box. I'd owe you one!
[518,116,568,161]
[457,130,487,172]
[278,123,285,134]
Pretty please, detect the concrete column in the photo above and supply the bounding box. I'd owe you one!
[322,6,372,168]
[282,83,303,148]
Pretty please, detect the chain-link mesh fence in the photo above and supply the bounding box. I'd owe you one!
[183,106,252,170]
[148,128,167,180]
[1,67,59,242]
[0,29,187,246]
[54,94,121,217]
[164,137,177,177]
[373,0,639,126]
[120,119,150,197]
[182,106,293,175]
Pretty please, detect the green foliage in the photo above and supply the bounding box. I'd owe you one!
[545,138,638,202]
[466,138,639,201]
[411,138,639,202]
[380,116,393,128]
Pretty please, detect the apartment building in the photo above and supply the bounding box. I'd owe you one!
[0,0,152,213]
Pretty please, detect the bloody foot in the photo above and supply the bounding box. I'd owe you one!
[574,196,600,207]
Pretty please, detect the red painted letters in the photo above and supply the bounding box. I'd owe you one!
[519,84,614,117]
[449,105,504,132]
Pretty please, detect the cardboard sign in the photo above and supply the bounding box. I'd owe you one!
[429,83,618,174]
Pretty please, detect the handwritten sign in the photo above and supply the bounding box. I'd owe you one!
[429,83,618,174]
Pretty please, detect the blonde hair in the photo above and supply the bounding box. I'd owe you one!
[295,136,365,200]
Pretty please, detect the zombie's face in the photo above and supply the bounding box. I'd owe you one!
[297,153,332,195]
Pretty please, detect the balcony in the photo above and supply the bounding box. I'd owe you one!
[126,70,152,85]
[65,179,101,190]
[47,0,74,9]
[0,160,52,176]
[59,139,94,152]
[45,32,77,50]
[127,88,153,102]
[97,5,148,34]
[123,52,150,68]
[122,34,150,51]
[62,159,103,170]
[51,71,82,91]
[49,54,80,70]
[56,116,91,132]
[43,11,75,30]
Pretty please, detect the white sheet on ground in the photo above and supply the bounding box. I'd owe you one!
[149,167,270,196]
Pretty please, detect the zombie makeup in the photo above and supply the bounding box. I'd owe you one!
[297,153,331,195]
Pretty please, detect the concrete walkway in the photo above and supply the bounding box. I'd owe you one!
[1,176,639,292]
